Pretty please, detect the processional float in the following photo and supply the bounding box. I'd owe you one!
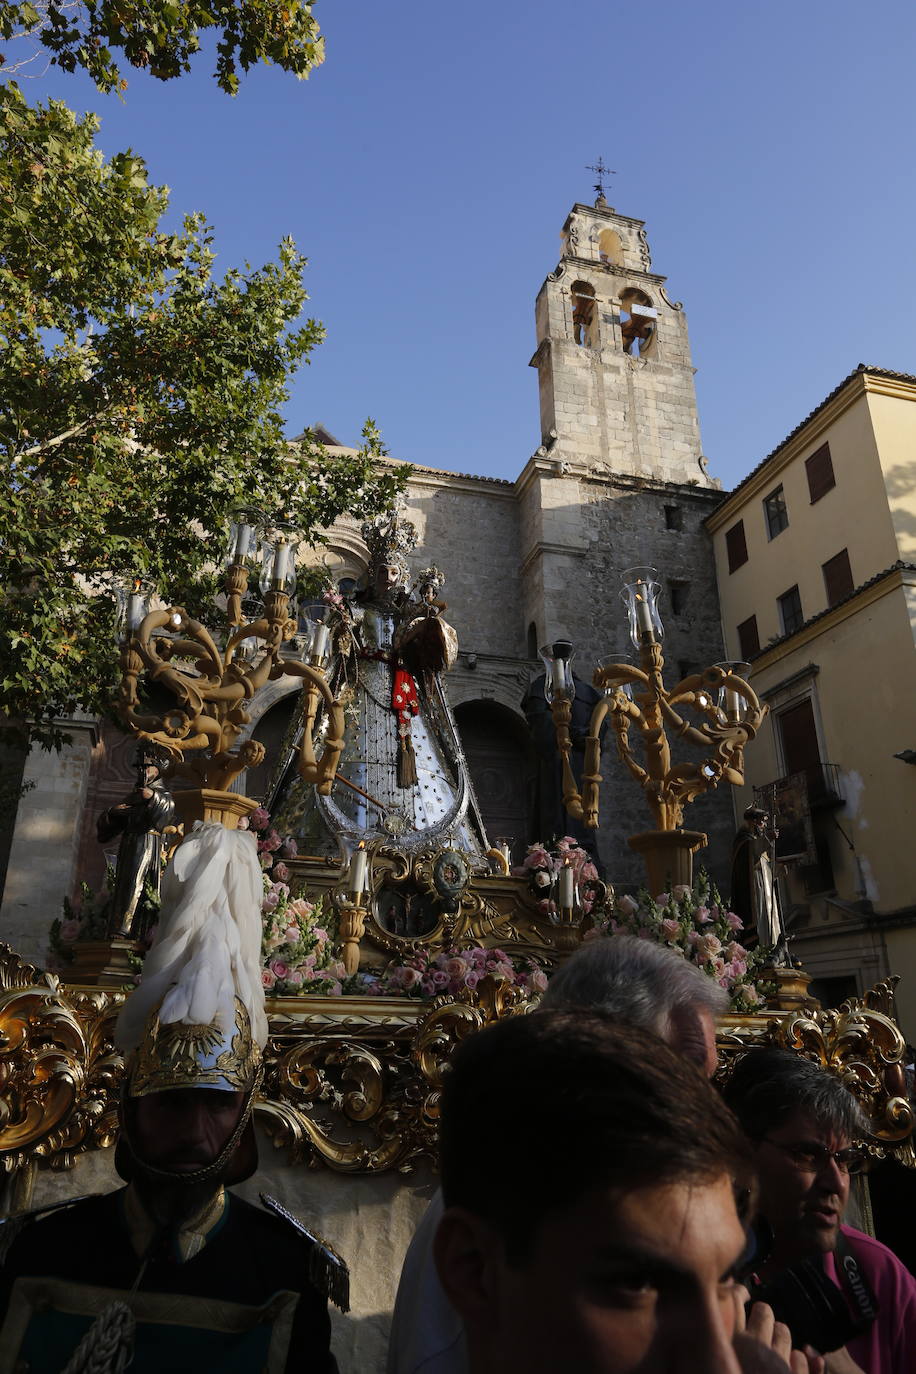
[0,514,911,1184]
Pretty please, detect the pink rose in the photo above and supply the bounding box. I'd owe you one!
[329,981,343,996]
[400,967,421,990]
[60,918,82,944]
[286,968,304,986]
[579,862,599,882]
[724,941,745,962]
[696,933,722,959]
[270,959,290,979]
[304,952,317,969]
[272,862,289,883]
[655,892,670,905]
[729,958,747,979]
[261,967,276,989]
[249,807,270,831]
[742,985,763,1006]
[695,906,712,924]
[313,927,328,943]
[420,977,436,997]
[465,971,480,990]
[262,890,279,910]
[446,957,470,980]
[284,926,300,945]
[524,847,551,869]
[528,969,549,994]
[432,970,450,989]
[617,894,639,916]
[726,911,743,931]
[287,897,313,918]
[661,918,681,940]
[237,817,250,830]
[331,960,346,979]
[672,884,691,900]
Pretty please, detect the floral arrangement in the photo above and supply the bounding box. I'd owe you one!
[515,836,601,916]
[361,945,549,1000]
[242,805,347,995]
[586,870,769,1013]
[47,869,159,974]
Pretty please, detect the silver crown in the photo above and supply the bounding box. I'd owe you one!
[362,508,418,581]
[415,565,445,593]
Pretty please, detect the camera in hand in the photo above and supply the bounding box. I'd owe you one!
[742,1224,878,1355]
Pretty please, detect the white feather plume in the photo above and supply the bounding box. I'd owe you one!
[115,821,268,1054]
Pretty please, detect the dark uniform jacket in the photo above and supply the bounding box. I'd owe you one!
[0,1187,339,1373]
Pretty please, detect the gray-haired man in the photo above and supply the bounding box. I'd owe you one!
[386,936,729,1374]
[725,1048,916,1374]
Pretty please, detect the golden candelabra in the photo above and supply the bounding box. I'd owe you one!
[115,516,346,825]
[543,567,768,890]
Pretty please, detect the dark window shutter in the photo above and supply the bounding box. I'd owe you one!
[737,615,760,660]
[805,444,836,503]
[823,549,854,607]
[726,520,748,572]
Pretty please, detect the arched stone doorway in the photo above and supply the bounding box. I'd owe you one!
[454,700,529,864]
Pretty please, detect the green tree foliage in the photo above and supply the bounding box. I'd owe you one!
[0,84,406,750]
[0,0,323,94]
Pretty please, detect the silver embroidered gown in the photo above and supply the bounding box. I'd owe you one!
[271,596,487,859]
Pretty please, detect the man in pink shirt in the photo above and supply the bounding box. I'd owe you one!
[725,1048,916,1373]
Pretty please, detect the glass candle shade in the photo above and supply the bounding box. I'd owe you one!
[225,509,262,569]
[620,567,663,648]
[714,661,751,720]
[597,651,635,701]
[539,640,575,703]
[259,522,300,597]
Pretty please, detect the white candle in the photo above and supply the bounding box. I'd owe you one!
[310,623,330,661]
[559,861,575,909]
[635,582,654,635]
[348,844,368,894]
[725,686,741,717]
[233,522,253,562]
[126,591,146,632]
[273,542,292,586]
[551,659,568,697]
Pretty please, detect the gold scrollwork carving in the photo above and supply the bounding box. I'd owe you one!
[0,946,911,1179]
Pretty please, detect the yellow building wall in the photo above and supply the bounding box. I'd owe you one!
[866,387,916,564]
[711,384,905,661]
[737,575,916,913]
[880,929,916,1045]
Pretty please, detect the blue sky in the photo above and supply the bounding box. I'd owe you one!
[20,0,916,489]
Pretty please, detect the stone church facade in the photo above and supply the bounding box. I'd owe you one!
[0,196,737,962]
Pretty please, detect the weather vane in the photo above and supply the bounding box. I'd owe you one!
[586,157,616,201]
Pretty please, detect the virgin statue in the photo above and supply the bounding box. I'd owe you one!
[269,511,488,862]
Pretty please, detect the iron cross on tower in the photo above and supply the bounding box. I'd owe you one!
[586,157,616,201]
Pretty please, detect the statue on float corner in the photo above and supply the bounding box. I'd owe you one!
[96,744,177,939]
[730,804,787,964]
[270,509,488,865]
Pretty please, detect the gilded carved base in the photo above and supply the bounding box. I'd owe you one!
[0,944,912,1182]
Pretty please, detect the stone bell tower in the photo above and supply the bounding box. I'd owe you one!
[529,196,714,486]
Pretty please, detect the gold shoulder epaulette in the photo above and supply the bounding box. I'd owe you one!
[259,1192,350,1313]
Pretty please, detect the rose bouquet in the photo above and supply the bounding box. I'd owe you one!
[586,870,769,1012]
[363,945,549,1000]
[260,884,346,996]
[514,836,601,917]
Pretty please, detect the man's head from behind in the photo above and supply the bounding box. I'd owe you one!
[542,934,728,1076]
[434,1009,751,1374]
[723,1048,869,1263]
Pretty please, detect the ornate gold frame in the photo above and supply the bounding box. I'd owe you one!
[0,946,911,1181]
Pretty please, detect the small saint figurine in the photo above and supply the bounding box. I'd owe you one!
[96,747,176,939]
[730,805,785,962]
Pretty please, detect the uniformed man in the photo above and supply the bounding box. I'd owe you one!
[0,821,347,1373]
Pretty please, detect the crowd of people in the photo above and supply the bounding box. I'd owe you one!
[0,931,913,1372]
